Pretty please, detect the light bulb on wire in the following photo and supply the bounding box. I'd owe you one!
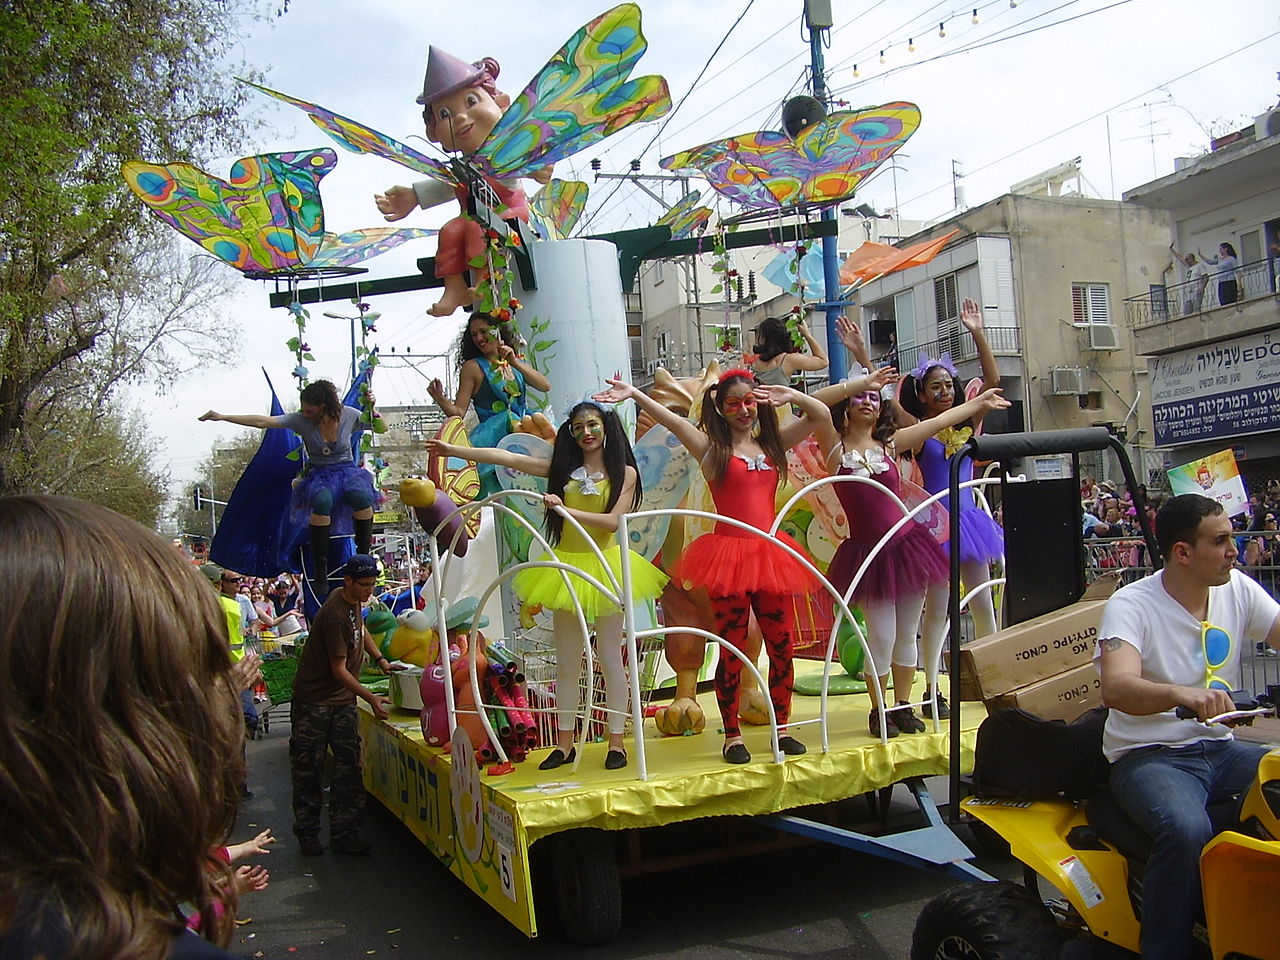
[908,37,915,52]
[852,64,860,77]
[972,8,979,23]
[938,21,946,37]
[879,49,886,64]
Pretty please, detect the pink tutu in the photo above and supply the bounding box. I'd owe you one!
[828,522,948,604]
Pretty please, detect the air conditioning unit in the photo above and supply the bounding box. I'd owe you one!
[1087,323,1120,351]
[1255,108,1280,141]
[1049,366,1088,396]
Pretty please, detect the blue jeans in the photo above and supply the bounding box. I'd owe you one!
[1110,738,1267,960]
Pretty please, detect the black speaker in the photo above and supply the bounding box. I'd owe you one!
[782,95,826,139]
[1003,477,1086,625]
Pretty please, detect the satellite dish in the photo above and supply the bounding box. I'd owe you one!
[781,95,827,139]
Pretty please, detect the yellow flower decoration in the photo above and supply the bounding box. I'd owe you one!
[936,426,973,458]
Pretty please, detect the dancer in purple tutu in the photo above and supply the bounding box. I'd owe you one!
[815,370,1009,738]
[897,297,1004,717]
[200,379,381,595]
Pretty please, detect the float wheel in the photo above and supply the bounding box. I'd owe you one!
[549,829,621,945]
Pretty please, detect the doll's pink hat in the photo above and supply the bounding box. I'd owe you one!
[416,46,500,105]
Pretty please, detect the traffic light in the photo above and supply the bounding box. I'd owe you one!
[193,486,204,511]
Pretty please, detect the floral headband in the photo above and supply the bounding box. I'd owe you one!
[910,353,957,382]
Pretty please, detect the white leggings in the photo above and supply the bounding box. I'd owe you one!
[551,611,627,735]
[919,560,998,679]
[861,591,929,677]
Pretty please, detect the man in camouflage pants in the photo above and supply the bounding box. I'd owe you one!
[289,555,398,856]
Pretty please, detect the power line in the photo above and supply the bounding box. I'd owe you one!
[896,28,1280,210]
[575,0,761,235]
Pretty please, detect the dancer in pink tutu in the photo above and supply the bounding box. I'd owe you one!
[814,372,1009,737]
[595,370,829,764]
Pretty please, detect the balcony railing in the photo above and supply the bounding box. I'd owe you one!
[895,325,1021,377]
[1124,256,1278,330]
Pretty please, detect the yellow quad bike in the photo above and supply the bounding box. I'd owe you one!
[912,702,1280,960]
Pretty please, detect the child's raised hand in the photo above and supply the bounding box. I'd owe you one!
[868,366,900,391]
[753,384,794,408]
[233,864,270,895]
[226,828,276,862]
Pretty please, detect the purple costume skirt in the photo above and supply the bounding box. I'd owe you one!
[828,523,949,605]
[291,463,381,531]
[948,506,1004,565]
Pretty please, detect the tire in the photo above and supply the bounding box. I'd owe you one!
[911,881,1064,960]
[549,829,622,945]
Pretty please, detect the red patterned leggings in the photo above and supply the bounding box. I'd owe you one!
[711,591,795,739]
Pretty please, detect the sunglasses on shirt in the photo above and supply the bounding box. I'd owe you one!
[1202,621,1232,692]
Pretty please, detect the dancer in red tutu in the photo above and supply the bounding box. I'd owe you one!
[596,370,830,764]
[813,373,1009,737]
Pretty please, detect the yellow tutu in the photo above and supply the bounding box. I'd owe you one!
[513,543,668,620]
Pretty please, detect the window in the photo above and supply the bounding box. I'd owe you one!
[894,290,916,347]
[1071,283,1110,325]
[933,273,963,356]
[656,330,668,362]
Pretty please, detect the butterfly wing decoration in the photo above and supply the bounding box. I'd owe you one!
[427,418,483,536]
[898,453,950,545]
[479,3,671,179]
[654,189,713,240]
[493,434,554,552]
[242,80,453,182]
[628,424,694,561]
[786,436,849,558]
[122,149,435,276]
[659,102,920,212]
[123,150,335,275]
[307,226,439,269]
[528,179,589,240]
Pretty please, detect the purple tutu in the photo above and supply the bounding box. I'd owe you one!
[948,506,1004,565]
[291,462,382,533]
[828,523,949,604]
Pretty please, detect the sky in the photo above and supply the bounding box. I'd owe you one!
[139,0,1280,502]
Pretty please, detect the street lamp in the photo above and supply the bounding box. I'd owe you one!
[323,308,382,379]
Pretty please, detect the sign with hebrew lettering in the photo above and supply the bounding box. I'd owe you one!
[1148,331,1280,447]
[1167,449,1248,517]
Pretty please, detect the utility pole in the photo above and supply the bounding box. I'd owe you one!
[805,0,846,380]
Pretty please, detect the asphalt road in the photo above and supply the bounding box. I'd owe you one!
[230,716,1011,960]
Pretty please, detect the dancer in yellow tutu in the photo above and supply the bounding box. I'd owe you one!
[426,401,667,770]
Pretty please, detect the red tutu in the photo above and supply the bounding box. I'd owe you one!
[828,522,948,604]
[673,528,817,598]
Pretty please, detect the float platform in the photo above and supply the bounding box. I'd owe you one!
[360,662,980,940]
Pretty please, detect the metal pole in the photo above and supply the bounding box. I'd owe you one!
[350,318,357,381]
[807,5,846,381]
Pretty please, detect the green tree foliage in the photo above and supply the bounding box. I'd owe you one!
[0,0,270,497]
[171,432,263,541]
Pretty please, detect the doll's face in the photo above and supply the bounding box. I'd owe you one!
[427,85,503,154]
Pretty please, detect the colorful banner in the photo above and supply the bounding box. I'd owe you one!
[1167,449,1249,517]
[1148,331,1280,446]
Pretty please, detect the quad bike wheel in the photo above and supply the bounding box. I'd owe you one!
[912,881,1065,960]
[548,829,622,945]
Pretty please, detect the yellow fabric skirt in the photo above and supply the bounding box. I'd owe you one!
[513,543,668,620]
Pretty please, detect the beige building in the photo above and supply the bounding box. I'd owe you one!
[1121,109,1280,481]
[827,193,1171,482]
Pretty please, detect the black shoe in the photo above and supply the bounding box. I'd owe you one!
[722,741,751,764]
[298,836,324,857]
[538,747,575,771]
[892,702,926,733]
[240,786,255,801]
[604,748,628,770]
[331,834,372,855]
[869,709,899,739]
[922,692,951,720]
[777,735,807,756]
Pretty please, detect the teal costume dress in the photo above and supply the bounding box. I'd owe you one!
[470,356,528,495]
[512,475,668,619]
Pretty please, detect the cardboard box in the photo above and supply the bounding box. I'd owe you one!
[985,662,1103,723]
[959,575,1119,701]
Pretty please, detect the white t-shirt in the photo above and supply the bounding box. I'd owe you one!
[1095,569,1279,762]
